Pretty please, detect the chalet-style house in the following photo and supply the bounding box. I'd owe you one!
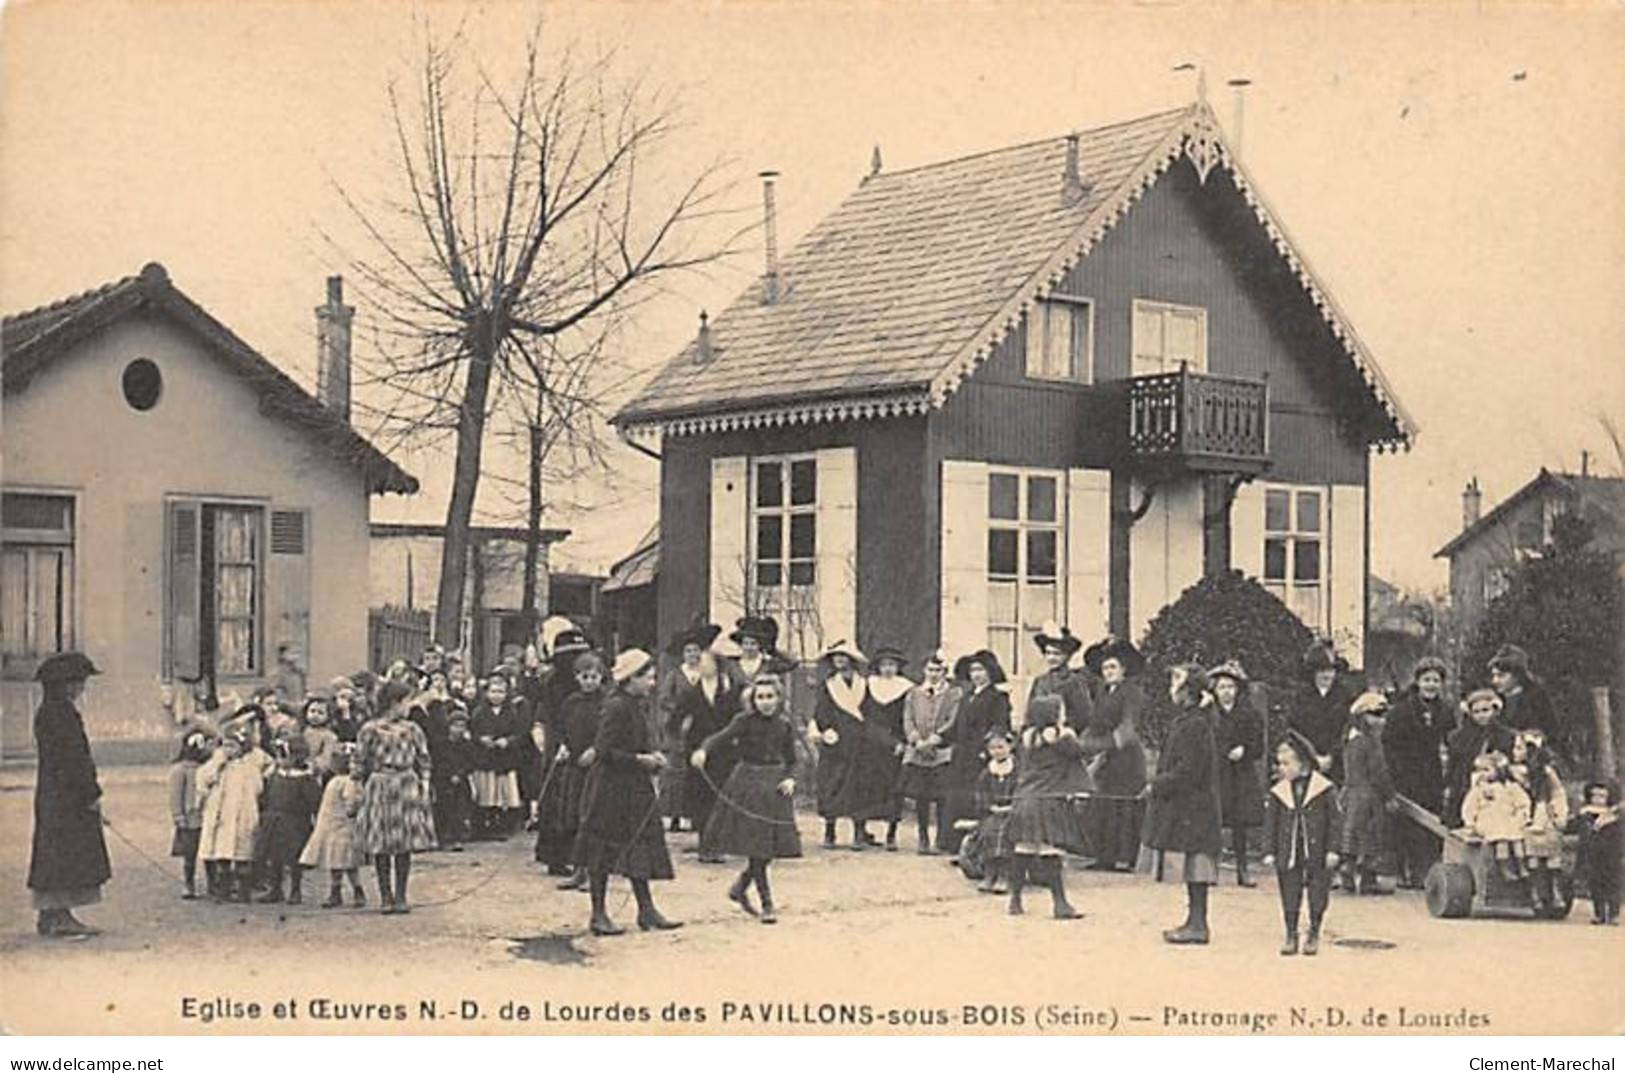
[1,264,416,759]
[1436,469,1625,643]
[612,103,1415,695]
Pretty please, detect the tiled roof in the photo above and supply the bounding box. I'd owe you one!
[614,102,1415,448]
[1435,469,1625,559]
[2,263,418,495]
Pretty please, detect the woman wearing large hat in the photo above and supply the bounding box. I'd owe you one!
[573,648,681,936]
[1208,660,1265,887]
[1076,636,1149,871]
[27,653,112,938]
[941,650,1011,854]
[809,639,870,850]
[1289,641,1356,778]
[656,619,726,837]
[1384,655,1453,888]
[1026,621,1093,730]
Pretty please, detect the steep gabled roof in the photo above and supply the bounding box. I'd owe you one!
[1435,469,1625,559]
[2,263,418,495]
[614,102,1415,448]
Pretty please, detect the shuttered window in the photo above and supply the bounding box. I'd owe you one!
[212,506,261,675]
[0,492,76,664]
[1024,297,1094,383]
[1132,299,1208,375]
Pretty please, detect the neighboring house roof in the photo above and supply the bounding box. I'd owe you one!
[614,101,1415,448]
[602,522,658,593]
[1434,468,1625,559]
[369,521,572,544]
[2,262,418,495]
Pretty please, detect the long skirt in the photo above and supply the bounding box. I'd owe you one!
[31,885,102,910]
[356,771,437,855]
[681,760,720,828]
[979,807,1015,862]
[574,768,674,880]
[299,818,361,871]
[1008,795,1081,856]
[897,763,950,804]
[700,762,803,860]
[534,762,589,867]
[1340,787,1388,868]
[470,769,522,809]
[1137,845,1219,885]
[1076,794,1144,866]
[171,826,202,860]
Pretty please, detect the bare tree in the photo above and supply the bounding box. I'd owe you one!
[331,13,746,648]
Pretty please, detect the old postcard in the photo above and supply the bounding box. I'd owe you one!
[1,0,1622,1039]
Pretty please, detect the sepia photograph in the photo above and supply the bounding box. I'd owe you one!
[1,0,1622,1048]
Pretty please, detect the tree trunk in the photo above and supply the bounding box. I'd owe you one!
[520,419,544,640]
[433,340,497,651]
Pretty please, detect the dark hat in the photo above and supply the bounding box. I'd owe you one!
[34,652,100,684]
[550,629,592,658]
[953,649,1007,685]
[1302,641,1346,675]
[984,726,1016,746]
[1207,659,1249,686]
[1171,662,1212,701]
[1083,635,1145,676]
[1488,643,1533,681]
[1276,728,1320,767]
[730,615,780,647]
[666,620,722,656]
[1410,655,1449,682]
[871,644,910,670]
[1033,620,1082,656]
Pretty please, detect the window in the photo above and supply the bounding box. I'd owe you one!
[986,469,1063,676]
[751,455,817,613]
[1024,297,1094,383]
[1132,299,1208,376]
[121,358,163,411]
[1262,485,1323,628]
[210,506,261,675]
[0,492,76,665]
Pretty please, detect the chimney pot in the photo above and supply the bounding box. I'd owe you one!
[316,274,355,422]
[1462,477,1483,530]
[760,171,781,305]
[1061,132,1087,205]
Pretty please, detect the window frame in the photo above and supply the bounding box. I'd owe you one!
[1024,294,1095,385]
[164,494,269,682]
[1260,482,1327,632]
[209,503,264,677]
[0,488,80,673]
[748,453,818,621]
[985,467,1066,678]
[1131,298,1209,376]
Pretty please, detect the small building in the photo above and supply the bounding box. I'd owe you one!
[613,102,1415,698]
[600,522,659,653]
[1,264,416,759]
[367,521,569,673]
[1435,468,1625,645]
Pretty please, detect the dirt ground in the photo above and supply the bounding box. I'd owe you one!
[1,766,1620,1036]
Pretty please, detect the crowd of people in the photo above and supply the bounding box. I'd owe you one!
[22,619,1622,948]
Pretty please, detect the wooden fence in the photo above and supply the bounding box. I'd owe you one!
[368,605,431,672]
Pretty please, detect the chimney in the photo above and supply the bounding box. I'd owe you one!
[315,275,354,421]
[1060,132,1088,206]
[1226,78,1252,158]
[1462,477,1482,530]
[694,310,714,364]
[760,171,781,304]
[867,144,883,182]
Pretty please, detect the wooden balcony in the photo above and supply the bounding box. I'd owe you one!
[1125,367,1269,474]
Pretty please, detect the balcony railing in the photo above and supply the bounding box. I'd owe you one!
[1126,366,1269,472]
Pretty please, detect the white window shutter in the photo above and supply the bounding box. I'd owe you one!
[1329,483,1367,668]
[267,508,312,670]
[1230,481,1267,580]
[709,456,749,628]
[1129,476,1204,640]
[1065,469,1111,642]
[940,460,989,660]
[814,446,858,651]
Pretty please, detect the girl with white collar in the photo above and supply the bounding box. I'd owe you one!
[1261,732,1343,956]
[810,640,869,849]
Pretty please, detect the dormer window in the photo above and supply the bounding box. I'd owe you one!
[1132,299,1207,376]
[1024,295,1094,384]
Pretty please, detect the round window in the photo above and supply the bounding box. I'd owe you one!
[121,358,162,411]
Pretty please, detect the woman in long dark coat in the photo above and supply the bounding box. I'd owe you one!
[673,648,738,856]
[1209,660,1265,887]
[1077,637,1148,871]
[28,653,112,939]
[1290,642,1357,778]
[1026,622,1093,729]
[942,650,1012,855]
[574,649,681,936]
[1139,664,1224,945]
[809,640,869,849]
[1383,655,1452,888]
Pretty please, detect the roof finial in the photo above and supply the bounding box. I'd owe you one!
[870,144,883,179]
[695,310,714,364]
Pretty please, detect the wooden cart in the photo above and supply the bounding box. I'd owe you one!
[1393,795,1576,920]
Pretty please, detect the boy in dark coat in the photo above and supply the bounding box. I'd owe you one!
[1209,660,1264,887]
[1339,693,1397,895]
[1383,656,1452,887]
[1262,732,1343,956]
[1575,779,1620,925]
[1139,664,1224,945]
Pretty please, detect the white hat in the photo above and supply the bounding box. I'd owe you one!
[819,639,867,664]
[611,648,655,684]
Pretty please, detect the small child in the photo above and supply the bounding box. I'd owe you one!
[196,730,266,902]
[1575,779,1620,925]
[257,736,323,904]
[301,695,341,780]
[434,710,475,852]
[1006,696,1085,920]
[1262,732,1343,956]
[1460,752,1532,881]
[168,730,213,899]
[1339,692,1396,896]
[972,729,1019,895]
[300,744,368,908]
[535,653,605,888]
[1511,731,1569,914]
